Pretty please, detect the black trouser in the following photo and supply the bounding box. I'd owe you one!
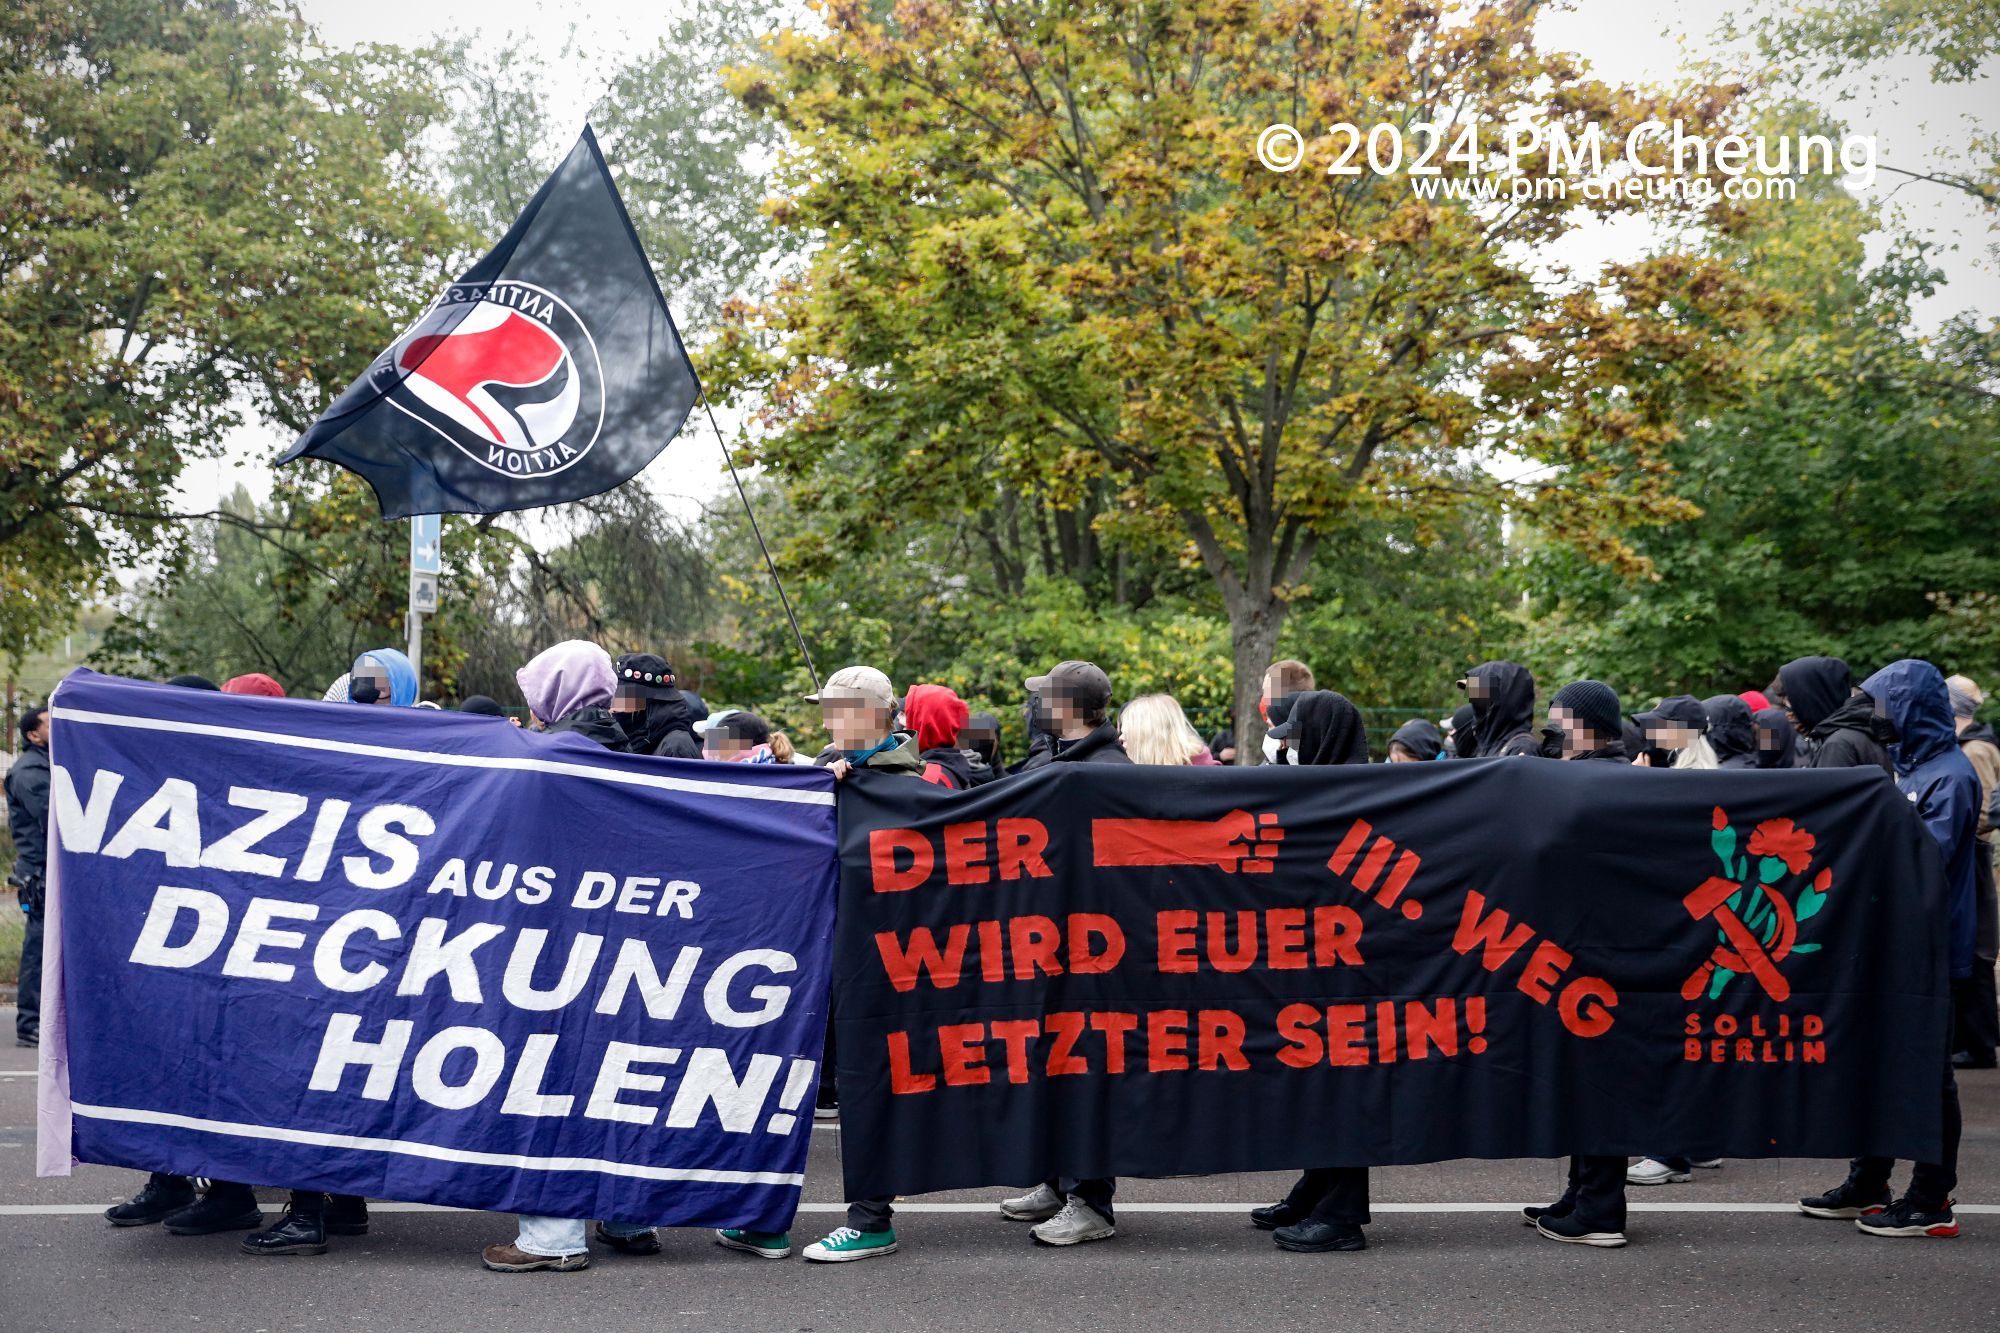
[16,906,42,1040]
[1849,987,1965,1211]
[1283,1167,1371,1226]
[817,1018,838,1107]
[1043,1176,1116,1222]
[205,1179,256,1208]
[847,1196,893,1233]
[1557,1156,1627,1232]
[1954,848,1997,1060]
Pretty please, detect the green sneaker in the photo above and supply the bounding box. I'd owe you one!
[802,1225,898,1262]
[714,1228,793,1259]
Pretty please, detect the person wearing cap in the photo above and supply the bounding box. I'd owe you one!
[1699,695,1758,769]
[1524,680,1637,1248]
[715,666,920,1266]
[1946,676,1997,1069]
[1458,661,1540,758]
[997,661,1128,1246]
[1632,695,1712,768]
[609,652,701,758]
[703,711,780,763]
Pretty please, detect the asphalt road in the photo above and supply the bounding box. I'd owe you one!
[3,1010,1995,1332]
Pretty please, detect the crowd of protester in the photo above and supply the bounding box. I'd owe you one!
[6,642,1996,1266]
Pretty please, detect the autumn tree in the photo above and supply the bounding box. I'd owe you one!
[0,0,465,660]
[711,0,1772,748]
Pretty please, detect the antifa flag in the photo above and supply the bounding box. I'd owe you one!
[39,672,837,1231]
[281,127,700,518]
[831,761,1950,1200]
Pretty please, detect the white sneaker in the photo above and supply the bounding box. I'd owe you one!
[1627,1157,1692,1186]
[999,1182,1063,1222]
[1692,1159,1723,1169]
[1029,1199,1116,1246]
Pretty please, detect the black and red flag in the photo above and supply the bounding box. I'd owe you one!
[281,127,699,518]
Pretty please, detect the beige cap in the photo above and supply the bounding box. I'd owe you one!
[805,664,897,709]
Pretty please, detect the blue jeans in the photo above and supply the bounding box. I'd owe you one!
[515,1214,654,1257]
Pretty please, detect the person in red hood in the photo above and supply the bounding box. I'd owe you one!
[905,683,973,789]
[222,673,286,698]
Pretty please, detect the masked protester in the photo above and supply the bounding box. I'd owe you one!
[1459,661,1540,758]
[906,683,974,789]
[961,711,1004,784]
[609,653,701,758]
[1447,703,1478,758]
[514,641,623,749]
[1700,695,1758,769]
[1522,680,1638,1248]
[1387,717,1443,762]
[345,649,418,707]
[1248,691,1378,1253]
[1799,661,1981,1239]
[1777,656,1892,775]
[1946,678,1997,1069]
[1630,695,1711,768]
[1754,708,1799,770]
[484,649,661,1273]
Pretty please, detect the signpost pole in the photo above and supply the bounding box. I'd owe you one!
[408,514,441,690]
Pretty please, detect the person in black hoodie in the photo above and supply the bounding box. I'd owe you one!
[1753,707,1799,769]
[1777,656,1892,775]
[1459,661,1541,758]
[1700,695,1758,769]
[1525,680,1636,1248]
[961,711,1004,785]
[1248,692,1378,1253]
[1000,660,1129,1247]
[1447,703,1478,758]
[609,653,701,759]
[1387,717,1444,762]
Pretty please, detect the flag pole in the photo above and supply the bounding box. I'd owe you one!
[700,395,820,695]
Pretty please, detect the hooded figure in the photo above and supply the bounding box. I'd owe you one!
[223,673,286,698]
[961,711,1003,785]
[1752,707,1798,770]
[1861,660,1982,981]
[1700,695,1758,769]
[1448,703,1478,758]
[1387,717,1443,762]
[1460,661,1539,758]
[1271,691,1370,766]
[349,649,419,708]
[905,683,974,790]
[516,641,623,750]
[1779,655,1892,774]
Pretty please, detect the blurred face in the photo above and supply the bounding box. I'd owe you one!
[611,686,647,716]
[823,695,893,751]
[1217,744,1237,763]
[350,662,393,705]
[1755,724,1781,753]
[1041,687,1080,733]
[704,730,751,761]
[1646,722,1700,752]
[1462,675,1491,702]
[961,724,997,755]
[1550,705,1596,758]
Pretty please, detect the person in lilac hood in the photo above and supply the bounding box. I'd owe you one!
[514,640,625,751]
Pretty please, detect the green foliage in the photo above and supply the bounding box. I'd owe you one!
[0,0,467,660]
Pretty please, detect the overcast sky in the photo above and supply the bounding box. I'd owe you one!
[178,0,1998,518]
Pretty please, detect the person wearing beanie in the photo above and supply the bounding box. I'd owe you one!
[1945,677,1997,1070]
[221,673,285,698]
[1526,679,1634,1248]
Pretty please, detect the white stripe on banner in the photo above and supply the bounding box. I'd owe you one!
[69,1102,805,1187]
[47,706,833,807]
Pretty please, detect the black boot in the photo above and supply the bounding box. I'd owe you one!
[1249,1201,1306,1231]
[324,1194,369,1236]
[241,1192,328,1256]
[1273,1220,1366,1253]
[162,1182,264,1235]
[105,1173,198,1227]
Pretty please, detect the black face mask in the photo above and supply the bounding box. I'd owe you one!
[617,710,651,742]
[348,677,381,704]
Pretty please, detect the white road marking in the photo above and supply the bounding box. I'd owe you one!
[2,1201,1995,1217]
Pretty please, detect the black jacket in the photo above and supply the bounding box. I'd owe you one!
[919,745,977,790]
[1805,694,1894,775]
[1572,741,1629,764]
[622,690,700,759]
[1018,720,1132,770]
[6,743,50,885]
[548,707,627,751]
[1701,695,1758,769]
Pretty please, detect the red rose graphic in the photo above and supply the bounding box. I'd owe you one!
[1749,818,1815,875]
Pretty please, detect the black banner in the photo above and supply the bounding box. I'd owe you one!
[832,761,1949,1200]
